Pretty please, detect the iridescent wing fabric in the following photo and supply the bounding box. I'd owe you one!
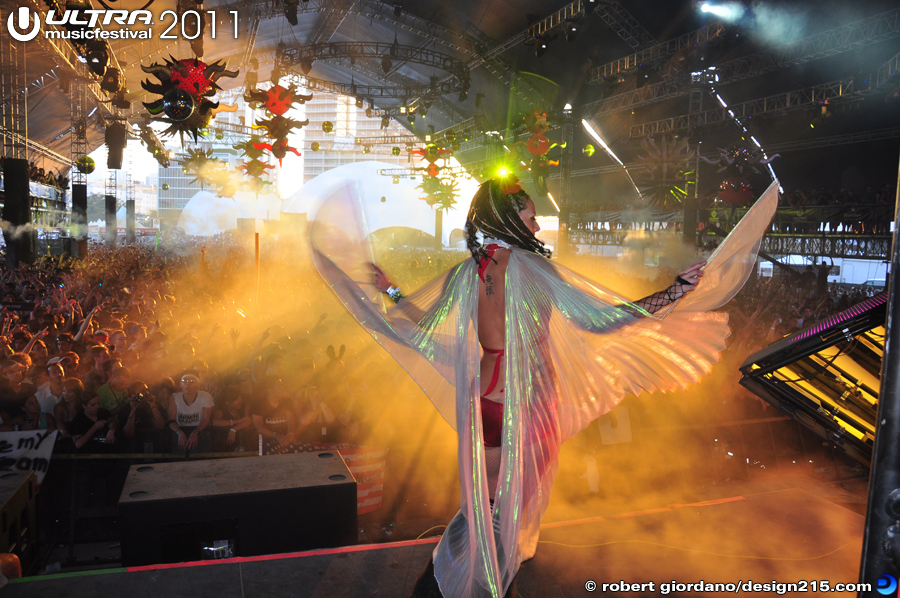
[310,181,778,598]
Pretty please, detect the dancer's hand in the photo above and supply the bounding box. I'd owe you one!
[677,261,706,288]
[371,264,393,293]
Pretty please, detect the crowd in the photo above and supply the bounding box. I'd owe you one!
[0,158,70,190]
[0,238,393,464]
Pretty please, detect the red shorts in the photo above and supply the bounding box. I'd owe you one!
[480,397,503,448]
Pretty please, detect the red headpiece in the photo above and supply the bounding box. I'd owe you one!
[497,175,522,195]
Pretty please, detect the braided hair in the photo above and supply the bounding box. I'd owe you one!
[465,179,551,264]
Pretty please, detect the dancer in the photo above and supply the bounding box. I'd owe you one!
[311,177,778,598]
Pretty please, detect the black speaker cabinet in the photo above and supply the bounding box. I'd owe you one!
[118,452,357,567]
[0,472,37,575]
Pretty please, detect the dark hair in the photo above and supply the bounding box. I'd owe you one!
[465,179,550,264]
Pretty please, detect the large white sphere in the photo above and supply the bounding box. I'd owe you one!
[283,161,477,246]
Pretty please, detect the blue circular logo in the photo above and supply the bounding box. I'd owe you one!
[877,574,898,596]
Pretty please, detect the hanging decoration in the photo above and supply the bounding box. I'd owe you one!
[700,144,780,207]
[141,57,239,142]
[411,140,458,210]
[181,147,236,197]
[75,156,96,174]
[244,82,313,166]
[512,110,562,196]
[235,136,274,196]
[633,136,696,209]
[700,144,780,175]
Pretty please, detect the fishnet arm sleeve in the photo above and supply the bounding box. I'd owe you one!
[621,278,695,317]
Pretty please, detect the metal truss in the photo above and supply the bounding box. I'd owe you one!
[767,126,900,153]
[762,234,891,260]
[585,7,900,117]
[70,61,89,184]
[630,78,863,138]
[277,44,470,108]
[214,0,477,56]
[0,30,26,160]
[567,222,890,259]
[714,8,900,85]
[582,78,685,117]
[877,51,900,87]
[567,228,629,247]
[281,42,469,78]
[588,22,726,82]
[594,0,658,52]
[436,116,489,140]
[309,0,353,45]
[0,126,74,166]
[352,134,422,146]
[239,13,262,70]
[525,1,585,42]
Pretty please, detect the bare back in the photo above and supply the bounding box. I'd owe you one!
[477,248,510,399]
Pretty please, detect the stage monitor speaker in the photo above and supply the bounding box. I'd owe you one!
[118,451,357,567]
[0,472,37,575]
[740,292,885,466]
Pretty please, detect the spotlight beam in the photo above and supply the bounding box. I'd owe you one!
[582,119,643,198]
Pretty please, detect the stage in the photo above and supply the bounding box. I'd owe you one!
[9,486,865,597]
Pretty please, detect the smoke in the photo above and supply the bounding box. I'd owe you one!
[0,220,41,240]
[137,212,819,552]
[702,1,812,47]
[746,1,811,47]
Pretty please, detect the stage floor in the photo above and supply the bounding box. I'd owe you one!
[9,486,865,597]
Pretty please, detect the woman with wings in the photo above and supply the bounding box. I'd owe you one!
[311,176,778,598]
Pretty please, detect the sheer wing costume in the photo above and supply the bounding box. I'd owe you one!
[310,182,780,598]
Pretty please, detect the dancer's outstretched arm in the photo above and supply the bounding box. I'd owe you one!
[631,261,705,315]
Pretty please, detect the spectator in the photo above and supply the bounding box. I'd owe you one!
[252,378,304,455]
[53,378,85,442]
[35,359,65,415]
[96,365,132,416]
[211,383,254,452]
[119,381,166,452]
[167,371,214,453]
[70,393,117,450]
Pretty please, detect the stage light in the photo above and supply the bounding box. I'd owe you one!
[535,39,549,58]
[697,2,745,21]
[381,55,393,73]
[392,175,400,184]
[565,21,579,42]
[496,166,510,178]
[393,2,402,17]
[300,58,313,75]
[458,90,468,101]
[85,42,109,77]
[100,68,123,93]
[585,0,598,15]
[355,97,364,108]
[381,116,390,128]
